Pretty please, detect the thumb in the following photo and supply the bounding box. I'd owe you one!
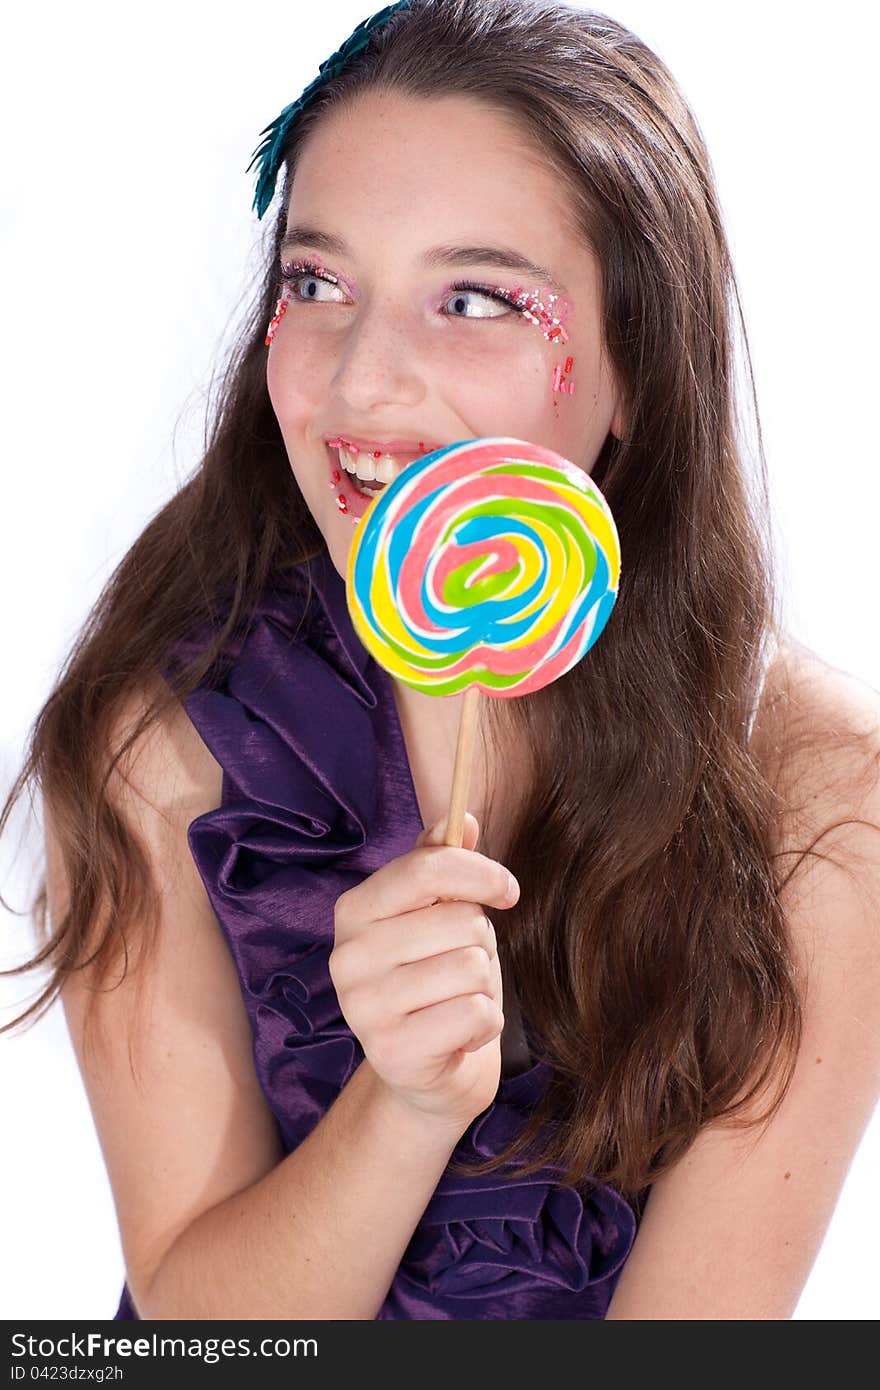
[416,811,480,851]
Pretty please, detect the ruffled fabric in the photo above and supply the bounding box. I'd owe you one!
[381,1066,637,1319]
[113,551,640,1320]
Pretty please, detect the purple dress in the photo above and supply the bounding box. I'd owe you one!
[113,552,642,1320]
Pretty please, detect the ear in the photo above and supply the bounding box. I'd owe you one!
[602,350,627,441]
[610,393,627,442]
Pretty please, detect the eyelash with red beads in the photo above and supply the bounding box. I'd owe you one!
[447,280,526,314]
[279,257,340,289]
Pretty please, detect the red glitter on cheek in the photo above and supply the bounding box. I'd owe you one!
[551,355,576,396]
[265,289,291,346]
[336,493,349,514]
[510,285,572,345]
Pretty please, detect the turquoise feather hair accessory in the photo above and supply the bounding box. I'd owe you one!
[246,0,415,220]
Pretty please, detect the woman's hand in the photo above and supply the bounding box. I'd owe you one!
[330,813,519,1132]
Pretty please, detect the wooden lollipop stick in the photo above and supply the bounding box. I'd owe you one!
[445,686,481,848]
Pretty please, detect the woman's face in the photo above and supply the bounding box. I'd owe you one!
[267,90,624,580]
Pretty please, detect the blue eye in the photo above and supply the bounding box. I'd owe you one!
[444,282,521,319]
[280,260,345,302]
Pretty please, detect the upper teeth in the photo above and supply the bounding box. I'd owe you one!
[336,446,403,485]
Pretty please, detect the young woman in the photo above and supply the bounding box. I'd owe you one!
[3,0,879,1320]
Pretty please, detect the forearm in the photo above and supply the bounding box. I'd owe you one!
[138,1060,463,1319]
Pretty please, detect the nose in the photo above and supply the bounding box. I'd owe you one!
[330,296,426,414]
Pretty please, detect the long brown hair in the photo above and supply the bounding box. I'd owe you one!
[1,0,867,1198]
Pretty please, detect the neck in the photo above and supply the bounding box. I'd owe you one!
[390,679,491,834]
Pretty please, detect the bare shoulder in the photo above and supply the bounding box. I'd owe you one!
[54,676,284,1314]
[105,673,223,828]
[752,635,880,849]
[46,676,224,968]
[607,639,880,1319]
[46,676,223,945]
[751,633,880,981]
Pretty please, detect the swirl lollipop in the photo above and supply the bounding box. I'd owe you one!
[345,436,621,844]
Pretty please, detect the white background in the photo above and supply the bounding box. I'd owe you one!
[1,0,878,1320]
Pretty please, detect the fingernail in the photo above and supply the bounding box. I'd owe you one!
[506,873,520,905]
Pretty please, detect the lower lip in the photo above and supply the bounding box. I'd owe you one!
[326,447,390,520]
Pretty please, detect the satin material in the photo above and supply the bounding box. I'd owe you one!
[113,552,641,1320]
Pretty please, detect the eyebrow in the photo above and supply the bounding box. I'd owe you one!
[280,224,567,294]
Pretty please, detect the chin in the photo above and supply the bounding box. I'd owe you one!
[323,526,352,583]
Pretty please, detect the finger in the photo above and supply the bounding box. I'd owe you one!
[369,900,497,969]
[338,844,518,931]
[330,902,496,1007]
[415,811,480,852]
[487,947,503,1011]
[383,943,497,1018]
[392,992,504,1064]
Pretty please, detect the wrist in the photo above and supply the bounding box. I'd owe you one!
[358,1061,472,1151]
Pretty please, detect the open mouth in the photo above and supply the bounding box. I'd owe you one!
[326,437,438,515]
